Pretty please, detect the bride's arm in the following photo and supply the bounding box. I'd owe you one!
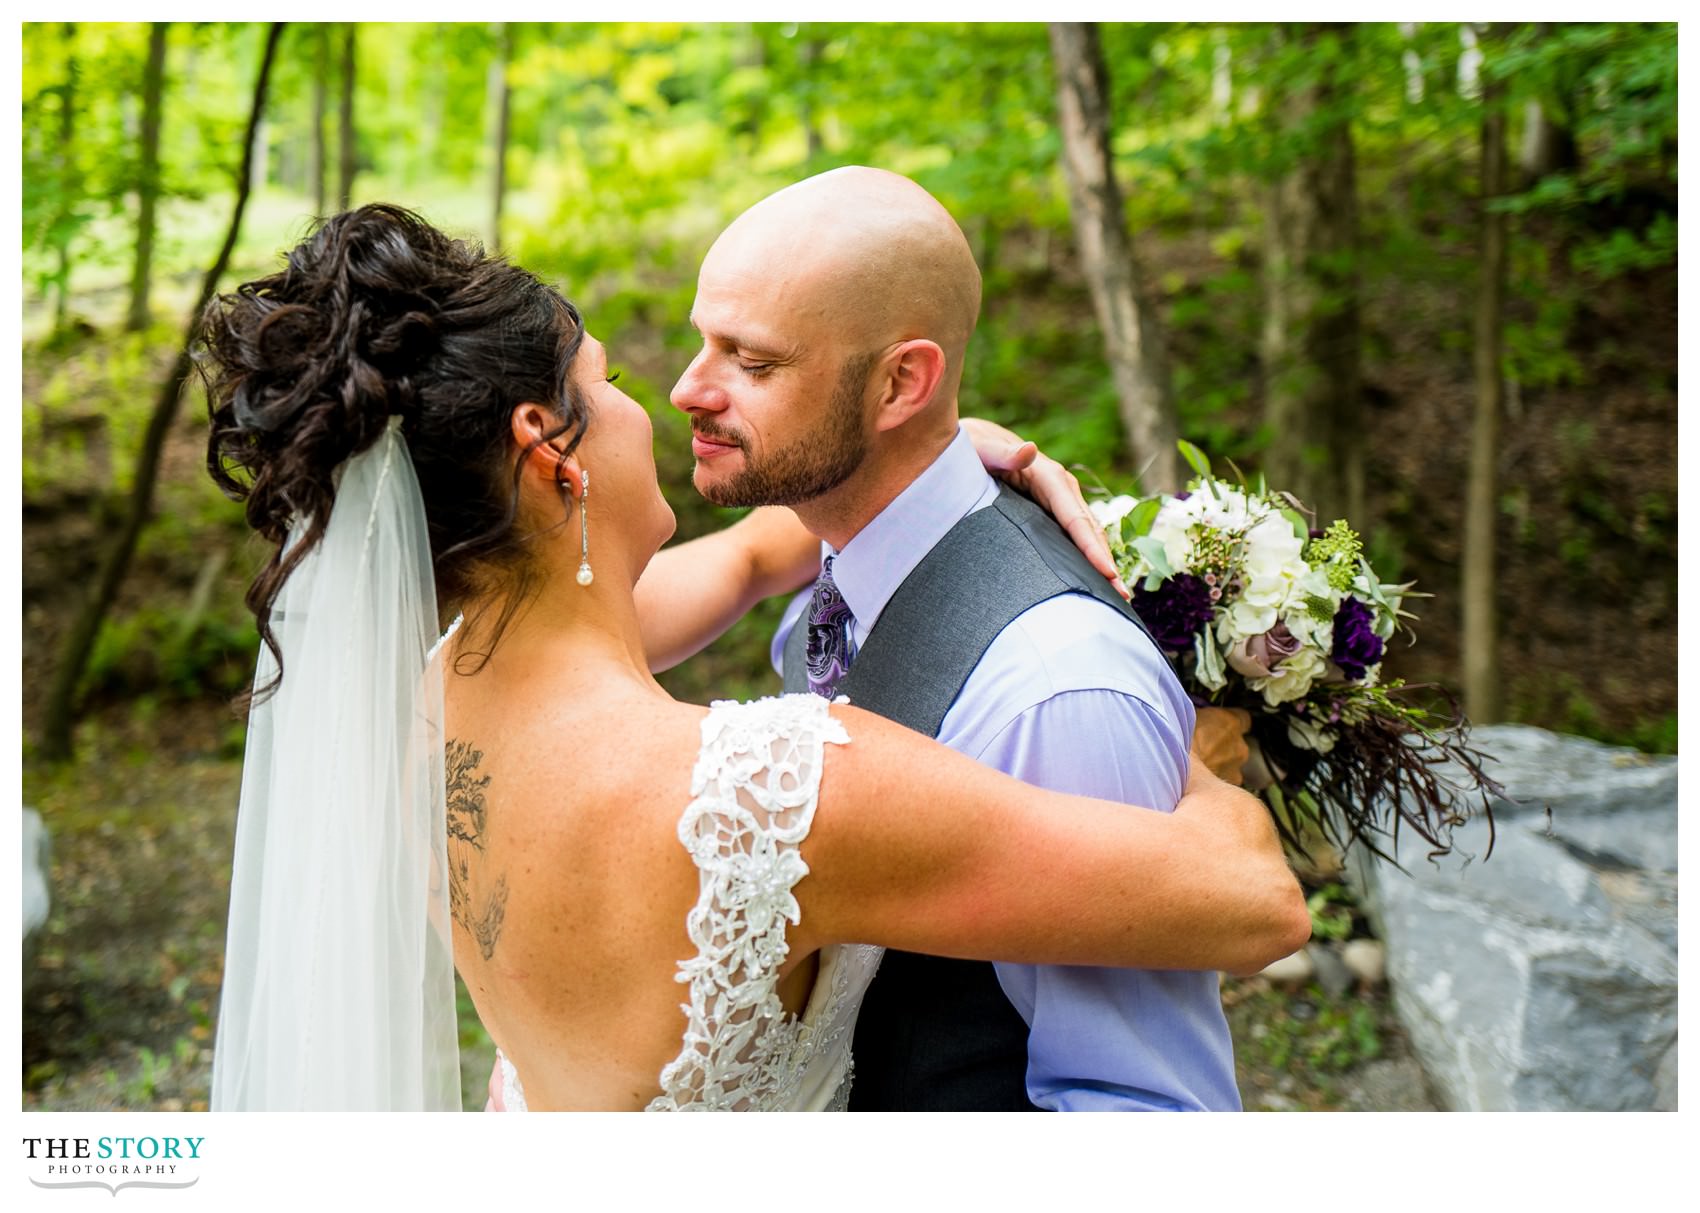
[796,705,1309,977]
[635,422,1127,672]
[635,507,818,674]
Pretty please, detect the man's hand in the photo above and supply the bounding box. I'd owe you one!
[961,417,1130,601]
[1191,706,1252,787]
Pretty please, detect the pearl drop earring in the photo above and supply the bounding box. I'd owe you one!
[575,470,594,587]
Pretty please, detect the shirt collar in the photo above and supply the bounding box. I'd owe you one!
[827,425,998,644]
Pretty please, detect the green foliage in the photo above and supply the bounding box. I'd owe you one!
[1238,982,1385,1076]
[124,1046,171,1105]
[83,605,258,705]
[1492,23,1676,283]
[1511,672,1677,756]
[19,20,1677,741]
[1306,884,1356,941]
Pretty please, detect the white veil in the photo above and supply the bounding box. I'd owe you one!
[211,417,461,1111]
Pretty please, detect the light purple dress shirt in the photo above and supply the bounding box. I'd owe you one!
[773,427,1240,1111]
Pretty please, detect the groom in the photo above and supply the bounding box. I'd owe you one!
[669,167,1244,1111]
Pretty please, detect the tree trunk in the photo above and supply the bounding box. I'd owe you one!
[487,23,513,251]
[1398,22,1425,104]
[1517,24,1579,183]
[1210,31,1232,124]
[1457,23,1483,99]
[1520,98,1579,182]
[799,36,824,162]
[1259,23,1364,526]
[337,23,357,210]
[54,22,78,332]
[126,23,168,332]
[1047,22,1180,493]
[250,114,269,196]
[310,25,327,214]
[1463,29,1509,724]
[39,23,287,763]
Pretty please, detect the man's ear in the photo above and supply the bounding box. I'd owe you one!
[511,401,582,497]
[871,339,947,433]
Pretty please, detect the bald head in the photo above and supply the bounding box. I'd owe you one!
[703,167,982,394]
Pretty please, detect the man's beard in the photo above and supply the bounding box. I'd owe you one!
[695,353,874,508]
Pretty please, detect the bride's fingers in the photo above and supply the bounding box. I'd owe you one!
[1063,509,1128,597]
[961,416,1032,471]
[996,439,1039,471]
[1026,459,1126,597]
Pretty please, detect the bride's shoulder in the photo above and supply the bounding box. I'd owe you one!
[696,692,852,753]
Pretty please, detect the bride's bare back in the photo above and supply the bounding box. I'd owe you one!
[446,671,752,1110]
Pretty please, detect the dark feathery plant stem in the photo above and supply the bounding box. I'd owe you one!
[1245,683,1505,867]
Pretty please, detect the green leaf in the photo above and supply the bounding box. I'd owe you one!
[1177,438,1212,480]
[1281,508,1309,542]
[1127,497,1163,538]
[1193,628,1227,691]
[1131,535,1174,588]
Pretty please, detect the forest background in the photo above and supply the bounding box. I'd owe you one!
[19,21,1678,1111]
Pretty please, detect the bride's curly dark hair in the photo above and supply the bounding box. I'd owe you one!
[200,203,588,699]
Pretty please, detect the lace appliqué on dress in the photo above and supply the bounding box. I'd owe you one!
[648,694,851,1112]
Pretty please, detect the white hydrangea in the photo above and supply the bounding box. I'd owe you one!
[1148,484,1255,572]
[1282,569,1337,654]
[1222,513,1306,637]
[1248,646,1328,706]
[1283,609,1333,659]
[1089,494,1139,531]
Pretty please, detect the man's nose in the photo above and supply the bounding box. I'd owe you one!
[670,352,725,416]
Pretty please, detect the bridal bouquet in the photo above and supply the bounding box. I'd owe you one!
[1092,443,1502,862]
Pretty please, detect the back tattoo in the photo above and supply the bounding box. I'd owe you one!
[445,739,508,960]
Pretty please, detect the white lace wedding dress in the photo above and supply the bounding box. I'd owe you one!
[493,693,885,1112]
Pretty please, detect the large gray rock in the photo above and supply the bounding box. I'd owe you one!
[1349,725,1676,1111]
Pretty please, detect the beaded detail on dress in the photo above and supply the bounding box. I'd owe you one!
[649,694,853,1111]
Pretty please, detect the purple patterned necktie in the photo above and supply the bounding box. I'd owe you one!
[804,556,856,699]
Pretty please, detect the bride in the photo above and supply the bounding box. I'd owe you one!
[204,205,1307,1112]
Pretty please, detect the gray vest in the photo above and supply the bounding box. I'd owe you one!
[783,486,1160,1111]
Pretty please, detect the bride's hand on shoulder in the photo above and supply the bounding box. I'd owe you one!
[960,417,1129,601]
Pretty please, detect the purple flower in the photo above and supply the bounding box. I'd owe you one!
[1331,597,1385,681]
[1132,573,1216,652]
